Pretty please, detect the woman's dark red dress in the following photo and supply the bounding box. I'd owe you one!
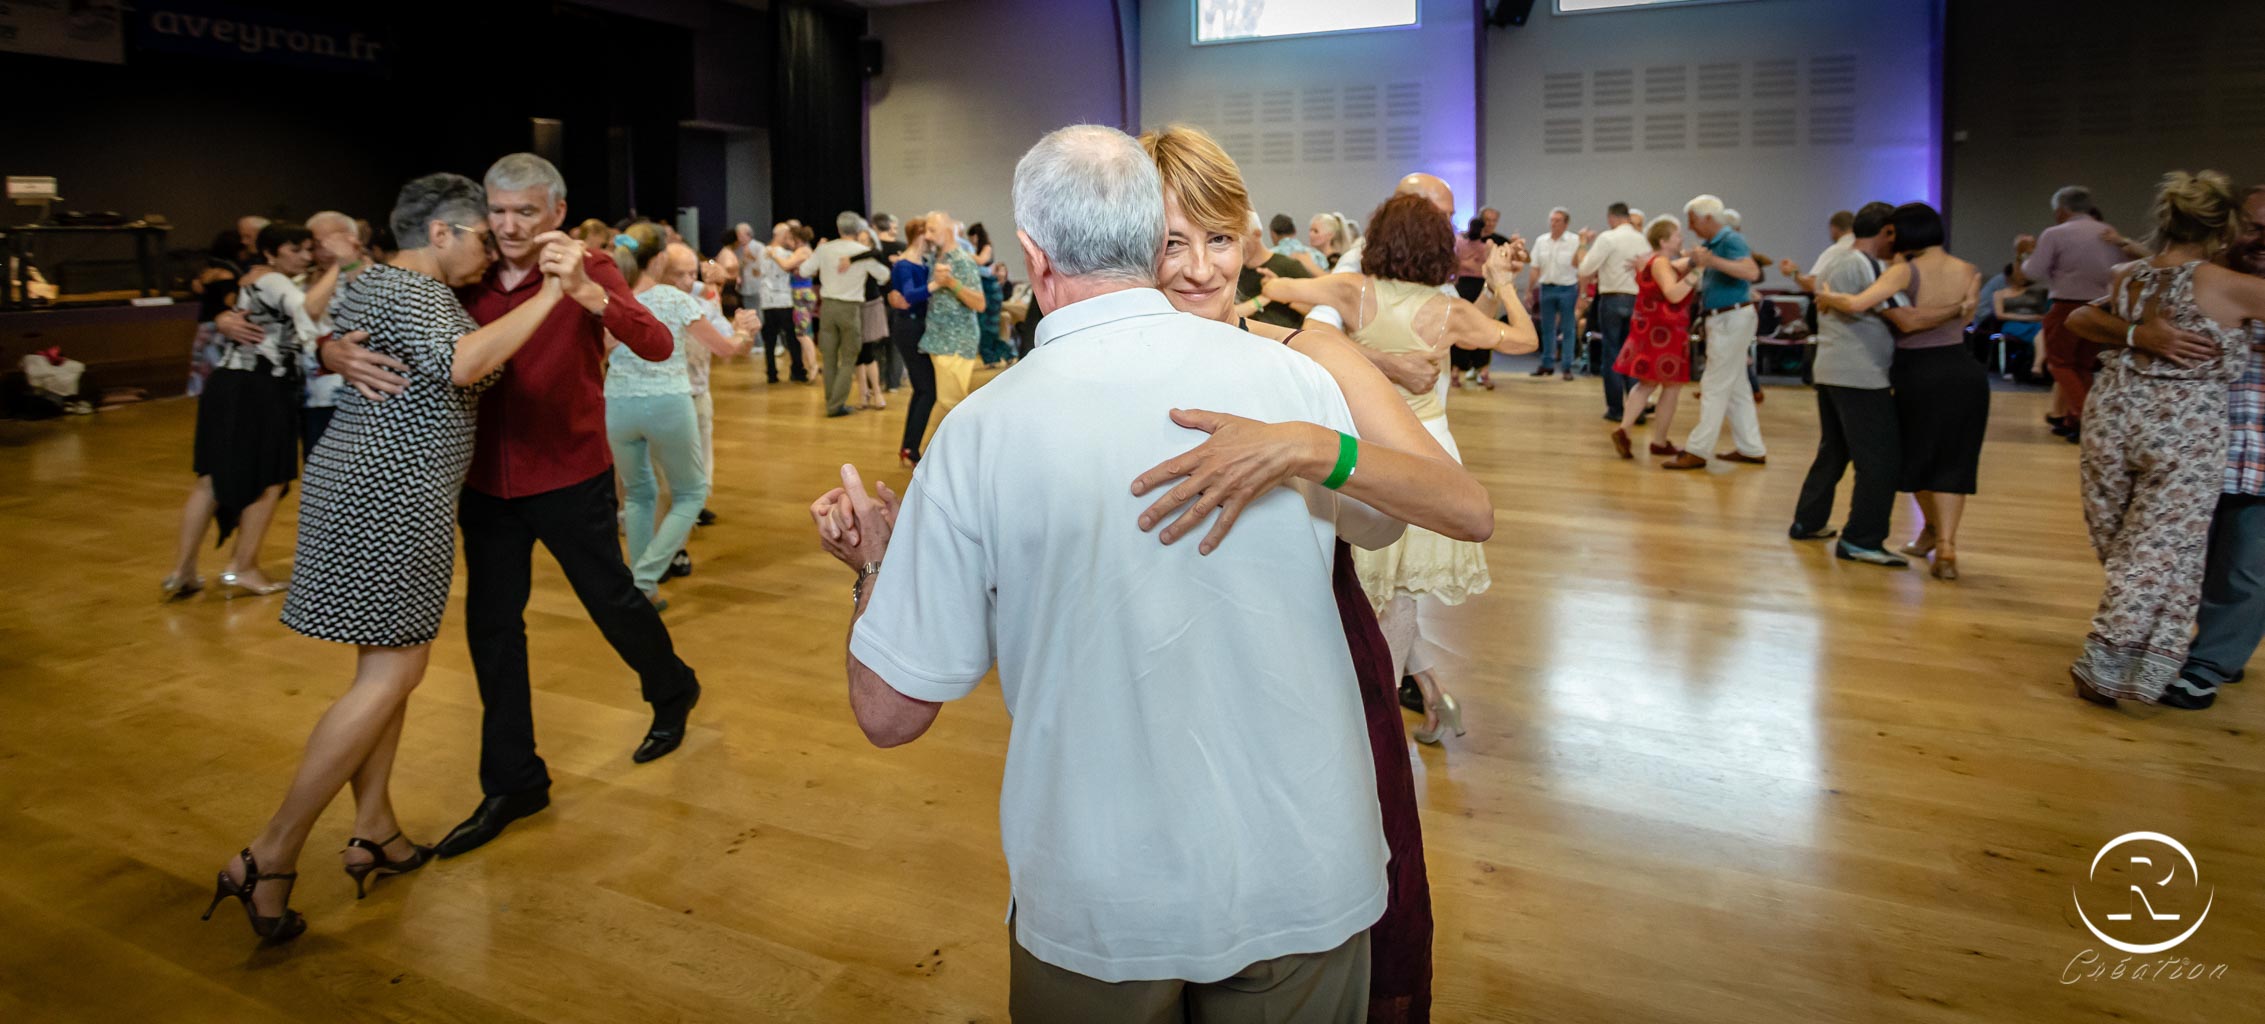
[1335,540,1432,1022]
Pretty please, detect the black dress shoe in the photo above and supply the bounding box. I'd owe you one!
[1398,675,1425,714]
[1788,524,1839,541]
[826,405,853,418]
[634,683,701,764]
[665,549,693,580]
[695,508,717,527]
[434,789,550,859]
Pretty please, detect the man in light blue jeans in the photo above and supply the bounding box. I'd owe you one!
[1527,207,1585,378]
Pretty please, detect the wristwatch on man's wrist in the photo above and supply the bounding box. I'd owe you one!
[852,560,882,606]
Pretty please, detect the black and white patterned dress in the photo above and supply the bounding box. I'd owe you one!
[281,264,497,647]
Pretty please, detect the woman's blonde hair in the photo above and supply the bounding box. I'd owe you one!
[2151,169,2241,256]
[1645,215,1680,249]
[1136,124,1252,238]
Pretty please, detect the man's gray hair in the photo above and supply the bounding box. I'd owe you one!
[1628,208,1646,223]
[484,152,567,205]
[836,211,866,238]
[306,210,355,237]
[390,173,489,250]
[870,212,895,232]
[2051,185,2094,214]
[1549,206,1570,219]
[1721,208,1743,229]
[1011,124,1163,283]
[1684,194,1725,221]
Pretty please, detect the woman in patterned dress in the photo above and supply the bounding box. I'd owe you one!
[968,222,1013,367]
[1609,216,1699,459]
[203,174,567,946]
[2071,170,2265,708]
[790,222,822,376]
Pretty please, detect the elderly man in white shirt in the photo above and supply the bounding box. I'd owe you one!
[1785,209,1857,293]
[810,123,1391,1022]
[1526,206,1586,378]
[809,212,890,415]
[1577,201,1652,420]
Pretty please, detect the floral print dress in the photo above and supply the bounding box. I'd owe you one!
[2074,261,2251,702]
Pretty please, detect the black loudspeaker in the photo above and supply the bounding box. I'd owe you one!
[1485,0,1536,27]
[858,37,884,78]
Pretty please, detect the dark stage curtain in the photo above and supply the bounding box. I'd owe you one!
[771,2,866,228]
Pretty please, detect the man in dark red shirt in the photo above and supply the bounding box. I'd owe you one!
[324,153,701,858]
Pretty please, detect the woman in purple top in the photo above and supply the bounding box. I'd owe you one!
[1817,203,1984,580]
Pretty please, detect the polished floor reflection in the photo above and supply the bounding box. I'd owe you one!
[1,354,2258,1022]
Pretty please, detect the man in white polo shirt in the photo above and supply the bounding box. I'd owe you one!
[811,123,1389,1021]
[1578,201,1651,421]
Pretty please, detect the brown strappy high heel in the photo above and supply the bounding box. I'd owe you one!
[201,848,305,945]
[341,832,435,899]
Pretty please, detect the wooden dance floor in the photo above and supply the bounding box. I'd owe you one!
[2,355,2259,1022]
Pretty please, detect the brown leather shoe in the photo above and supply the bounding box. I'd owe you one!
[1717,451,1767,465]
[1648,441,1683,457]
[1662,452,1708,470]
[1610,428,1634,459]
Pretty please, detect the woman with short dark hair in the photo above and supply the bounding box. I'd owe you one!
[204,173,564,945]
[1816,201,1986,580]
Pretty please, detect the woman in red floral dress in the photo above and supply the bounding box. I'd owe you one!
[1611,217,1700,459]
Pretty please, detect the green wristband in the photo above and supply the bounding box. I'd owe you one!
[1322,431,1358,490]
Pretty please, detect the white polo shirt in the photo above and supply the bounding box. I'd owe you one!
[850,287,1389,984]
[1808,233,1856,279]
[1530,229,1582,287]
[1578,222,1650,295]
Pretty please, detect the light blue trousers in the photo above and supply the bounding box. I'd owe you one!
[606,393,708,592]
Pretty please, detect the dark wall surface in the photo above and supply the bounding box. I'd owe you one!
[4,0,771,269]
[1945,0,2265,261]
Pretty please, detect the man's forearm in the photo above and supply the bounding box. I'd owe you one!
[1881,302,1965,333]
[2066,304,2130,348]
[844,573,941,747]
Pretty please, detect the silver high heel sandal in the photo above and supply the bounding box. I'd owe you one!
[1412,693,1466,746]
[160,574,205,601]
[218,571,288,598]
